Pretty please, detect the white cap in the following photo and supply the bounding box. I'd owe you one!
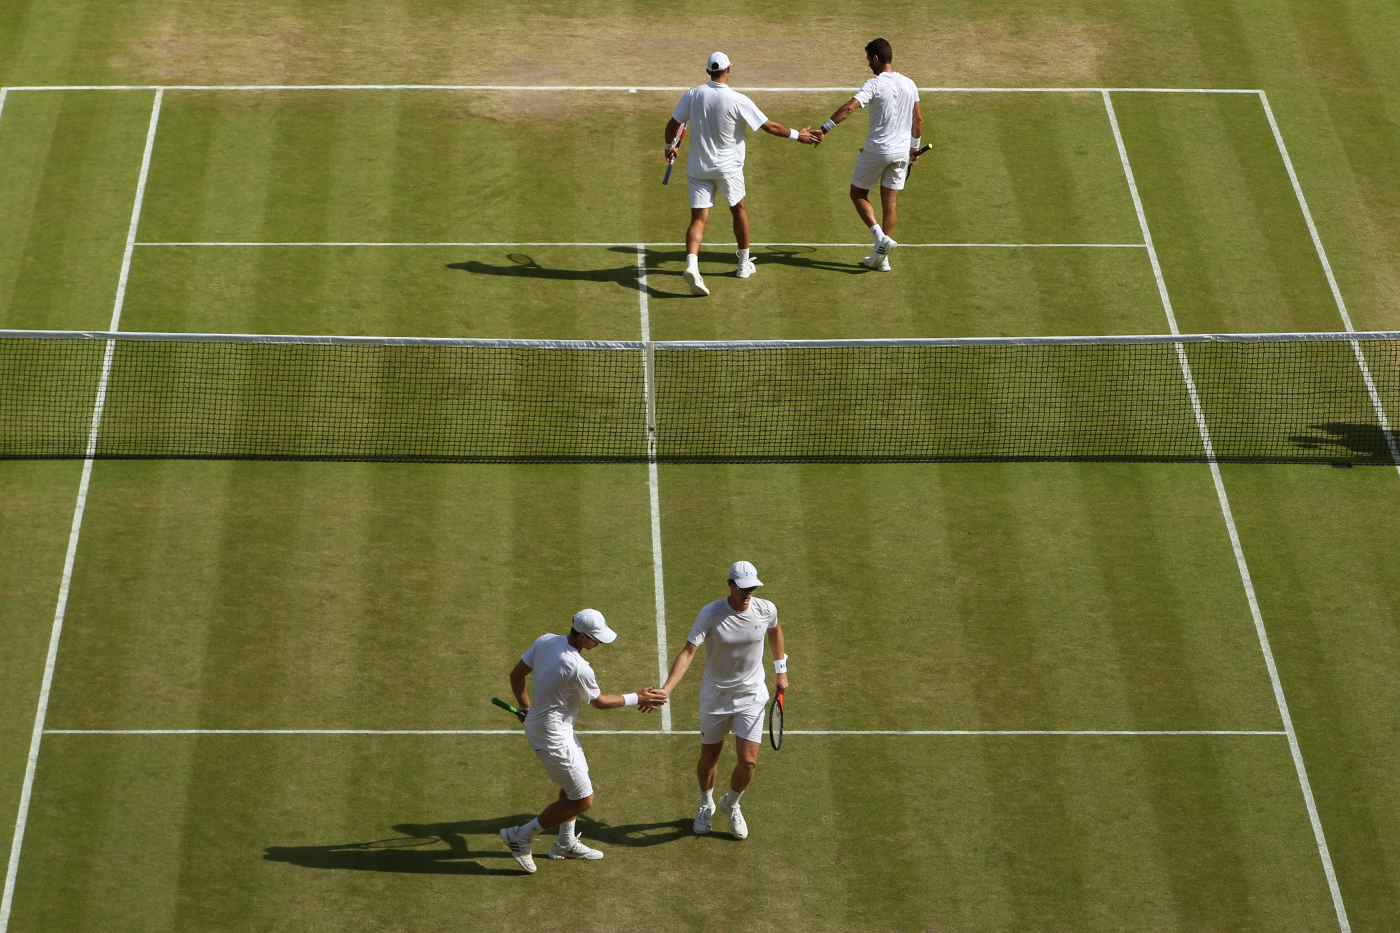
[572,608,618,644]
[707,51,731,74]
[727,560,762,589]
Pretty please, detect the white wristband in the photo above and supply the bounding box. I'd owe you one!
[773,658,788,674]
[788,128,800,140]
[911,137,922,149]
[821,119,836,133]
[623,692,639,707]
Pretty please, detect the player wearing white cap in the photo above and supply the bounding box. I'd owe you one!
[657,561,788,839]
[499,609,667,873]
[812,38,923,271]
[664,52,819,296]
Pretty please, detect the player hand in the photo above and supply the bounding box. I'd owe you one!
[811,128,824,144]
[909,146,921,163]
[665,146,679,162]
[775,673,788,696]
[637,686,668,711]
[799,127,819,146]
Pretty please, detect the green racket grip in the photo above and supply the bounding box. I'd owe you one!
[491,697,524,717]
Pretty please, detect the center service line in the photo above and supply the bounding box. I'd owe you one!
[1104,89,1351,933]
[637,245,671,734]
[0,88,164,933]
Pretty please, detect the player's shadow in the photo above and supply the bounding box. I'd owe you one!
[628,245,868,283]
[262,813,692,875]
[1290,422,1399,462]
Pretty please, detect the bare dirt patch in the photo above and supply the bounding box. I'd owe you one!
[114,3,1125,91]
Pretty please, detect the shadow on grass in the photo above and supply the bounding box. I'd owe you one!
[1290,422,1399,463]
[445,245,868,301]
[263,813,694,875]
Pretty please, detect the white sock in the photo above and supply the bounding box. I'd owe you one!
[686,253,699,270]
[722,788,745,806]
[870,223,884,245]
[700,788,714,807]
[518,817,543,842]
[736,248,749,265]
[557,819,576,844]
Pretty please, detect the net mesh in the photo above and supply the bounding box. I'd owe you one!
[1,332,1396,465]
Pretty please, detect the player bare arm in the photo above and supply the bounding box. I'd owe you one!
[590,688,668,711]
[813,98,862,143]
[759,119,820,145]
[508,659,532,721]
[664,117,683,161]
[767,623,789,696]
[658,641,700,698]
[909,101,924,161]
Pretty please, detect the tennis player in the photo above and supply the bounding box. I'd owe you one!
[658,561,788,840]
[499,609,666,873]
[812,38,923,271]
[665,52,819,296]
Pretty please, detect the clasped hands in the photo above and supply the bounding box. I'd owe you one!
[636,686,669,712]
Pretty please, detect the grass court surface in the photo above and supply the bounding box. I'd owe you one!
[3,3,1400,932]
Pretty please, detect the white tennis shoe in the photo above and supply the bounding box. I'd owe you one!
[547,835,604,860]
[736,257,757,279]
[684,267,710,296]
[861,254,892,272]
[500,826,537,873]
[717,796,749,840]
[875,234,899,258]
[694,802,716,834]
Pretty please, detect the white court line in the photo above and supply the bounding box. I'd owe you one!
[1256,90,1400,477]
[1,85,1264,94]
[1105,90,1352,933]
[637,245,672,734]
[133,241,1145,249]
[0,88,164,933]
[41,729,1284,736]
[0,87,8,124]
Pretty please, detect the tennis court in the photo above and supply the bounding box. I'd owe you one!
[3,16,1400,931]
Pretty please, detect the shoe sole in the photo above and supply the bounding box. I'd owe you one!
[500,828,537,873]
[683,269,710,296]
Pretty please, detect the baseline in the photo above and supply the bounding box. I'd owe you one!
[1104,89,1351,933]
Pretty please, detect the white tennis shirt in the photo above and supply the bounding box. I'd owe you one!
[688,596,778,713]
[521,633,600,745]
[671,81,769,176]
[854,71,921,155]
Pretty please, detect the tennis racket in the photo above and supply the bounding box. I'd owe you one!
[663,124,687,185]
[492,697,526,720]
[767,693,784,750]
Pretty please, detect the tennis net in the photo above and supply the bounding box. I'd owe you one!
[1,330,1396,465]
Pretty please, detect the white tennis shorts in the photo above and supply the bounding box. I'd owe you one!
[688,169,747,209]
[851,147,909,191]
[700,700,766,745]
[530,732,593,800]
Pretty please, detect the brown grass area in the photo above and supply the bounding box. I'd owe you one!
[114,3,1122,90]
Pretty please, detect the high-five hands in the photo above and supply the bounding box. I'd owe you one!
[637,686,669,713]
[798,126,820,146]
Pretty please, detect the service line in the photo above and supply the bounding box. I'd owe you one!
[133,241,1146,249]
[41,729,1285,736]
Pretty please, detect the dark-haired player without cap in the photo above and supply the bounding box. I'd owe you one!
[664,52,820,296]
[499,609,667,873]
[812,38,923,271]
[657,561,788,840]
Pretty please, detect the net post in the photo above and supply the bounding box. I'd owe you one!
[644,340,657,451]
